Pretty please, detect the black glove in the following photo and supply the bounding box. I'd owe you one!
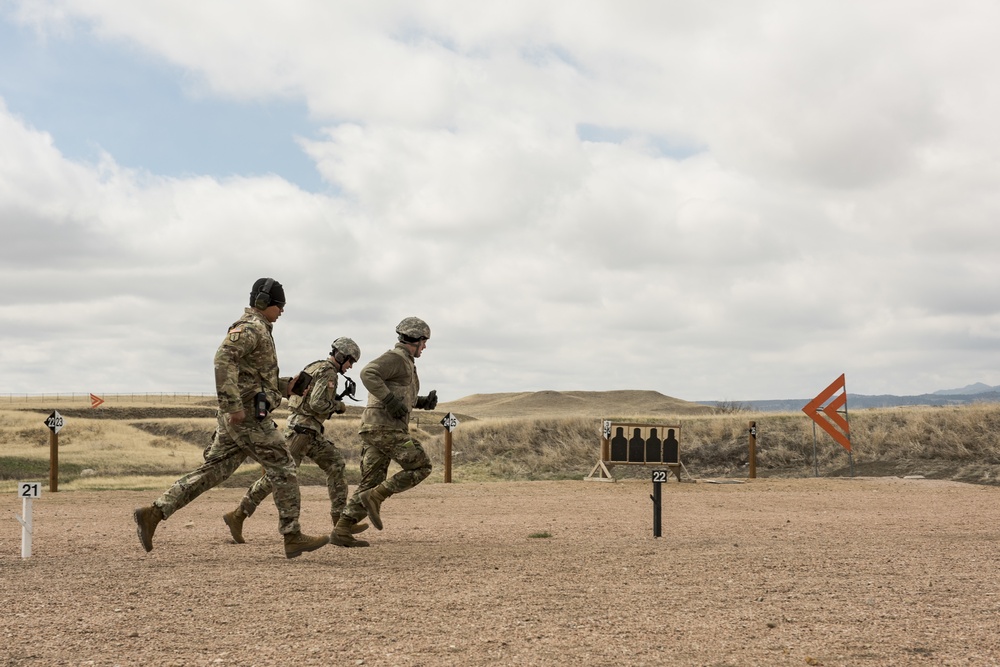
[382,393,408,420]
[416,390,438,410]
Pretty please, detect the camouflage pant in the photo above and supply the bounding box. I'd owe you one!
[238,428,347,525]
[154,412,301,535]
[343,429,432,522]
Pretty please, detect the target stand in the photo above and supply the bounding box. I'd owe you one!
[585,420,689,482]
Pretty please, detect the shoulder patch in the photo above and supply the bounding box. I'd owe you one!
[228,325,245,342]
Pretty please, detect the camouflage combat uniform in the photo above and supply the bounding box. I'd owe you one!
[342,343,432,523]
[236,357,349,524]
[152,307,303,535]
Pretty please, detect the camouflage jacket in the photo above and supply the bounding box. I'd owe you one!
[214,307,288,415]
[286,358,344,433]
[359,343,419,433]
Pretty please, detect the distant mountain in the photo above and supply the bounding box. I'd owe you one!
[933,382,1000,396]
[701,390,1000,412]
[439,387,1000,419]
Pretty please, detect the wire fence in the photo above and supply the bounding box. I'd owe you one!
[3,393,215,405]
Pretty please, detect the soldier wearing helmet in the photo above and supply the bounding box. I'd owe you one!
[222,336,374,547]
[337,317,438,538]
[133,278,329,559]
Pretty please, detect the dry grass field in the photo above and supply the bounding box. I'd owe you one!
[2,392,1000,665]
[4,389,1000,490]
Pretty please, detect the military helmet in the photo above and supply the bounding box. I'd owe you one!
[331,337,361,363]
[396,316,431,342]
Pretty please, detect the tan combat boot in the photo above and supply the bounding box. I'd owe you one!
[223,509,247,544]
[332,512,369,534]
[330,517,370,547]
[358,483,392,531]
[284,532,330,559]
[133,505,164,553]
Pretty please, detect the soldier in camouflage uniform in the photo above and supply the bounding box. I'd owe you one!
[338,317,438,539]
[222,337,371,547]
[132,278,329,559]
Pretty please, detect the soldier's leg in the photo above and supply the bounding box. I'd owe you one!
[306,436,348,522]
[237,430,308,517]
[232,422,329,557]
[136,417,246,552]
[155,418,246,519]
[314,437,370,547]
[383,435,433,494]
[235,420,302,535]
[236,471,272,518]
[342,434,391,523]
[355,430,428,530]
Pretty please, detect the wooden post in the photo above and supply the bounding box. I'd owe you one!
[444,429,453,483]
[748,421,757,479]
[49,429,59,492]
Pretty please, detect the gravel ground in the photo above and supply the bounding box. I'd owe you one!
[2,477,999,666]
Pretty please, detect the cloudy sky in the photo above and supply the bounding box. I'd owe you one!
[2,1,999,404]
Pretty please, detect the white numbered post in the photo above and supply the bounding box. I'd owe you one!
[16,482,41,558]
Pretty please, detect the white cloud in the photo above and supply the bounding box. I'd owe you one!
[2,1,1000,401]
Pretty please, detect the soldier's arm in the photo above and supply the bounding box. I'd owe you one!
[214,326,260,414]
[360,352,405,401]
[306,364,339,415]
[277,376,293,397]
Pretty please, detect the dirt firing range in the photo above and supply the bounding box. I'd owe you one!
[3,475,1000,666]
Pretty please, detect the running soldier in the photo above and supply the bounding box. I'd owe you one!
[132,278,329,559]
[222,337,371,547]
[338,317,438,538]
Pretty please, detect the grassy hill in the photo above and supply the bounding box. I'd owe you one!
[438,389,714,420]
[3,392,1000,490]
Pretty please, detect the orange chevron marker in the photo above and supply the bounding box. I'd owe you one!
[802,374,851,451]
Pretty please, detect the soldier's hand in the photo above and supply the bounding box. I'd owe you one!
[383,393,408,419]
[289,371,313,397]
[227,410,246,426]
[416,390,438,410]
[333,400,346,415]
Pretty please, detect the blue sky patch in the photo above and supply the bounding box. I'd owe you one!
[576,122,703,160]
[0,17,326,192]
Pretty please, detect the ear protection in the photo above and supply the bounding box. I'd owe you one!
[253,278,275,310]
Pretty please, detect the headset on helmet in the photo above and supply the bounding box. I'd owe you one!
[250,277,285,310]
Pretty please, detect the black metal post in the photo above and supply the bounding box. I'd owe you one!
[651,473,663,538]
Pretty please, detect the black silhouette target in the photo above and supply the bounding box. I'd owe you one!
[604,422,681,464]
